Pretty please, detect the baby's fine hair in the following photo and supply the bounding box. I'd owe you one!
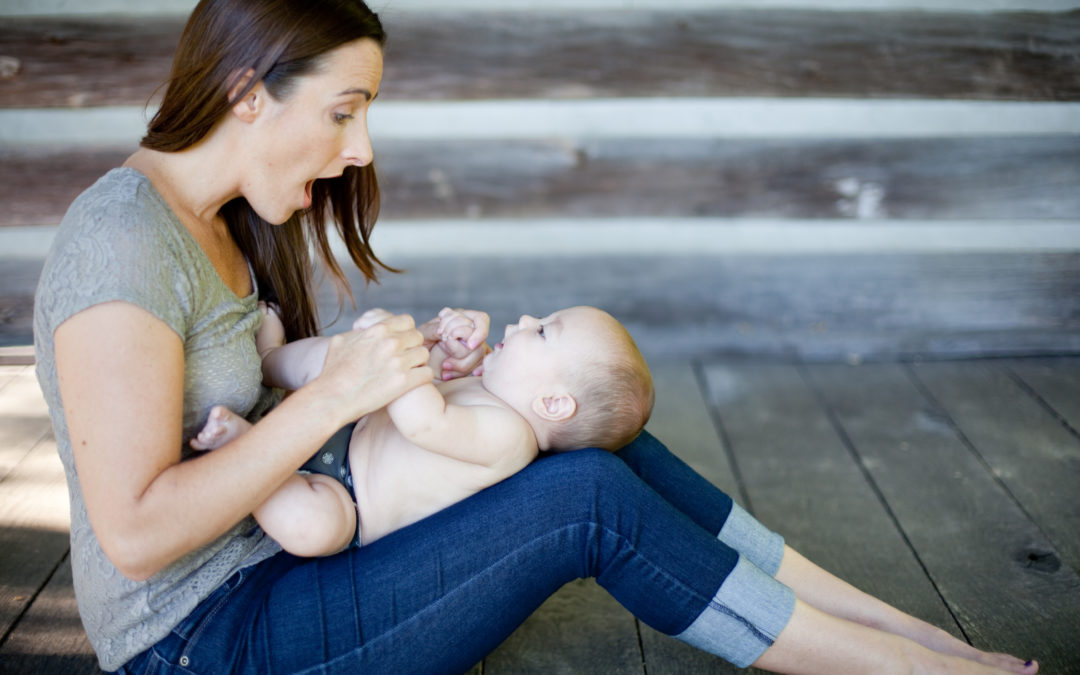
[547,324,655,452]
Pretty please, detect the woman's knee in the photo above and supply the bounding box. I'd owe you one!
[534,448,639,504]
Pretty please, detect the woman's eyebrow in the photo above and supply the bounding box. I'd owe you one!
[336,87,375,101]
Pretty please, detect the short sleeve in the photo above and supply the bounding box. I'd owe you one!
[35,172,194,342]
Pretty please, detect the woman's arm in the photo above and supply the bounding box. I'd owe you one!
[56,301,431,580]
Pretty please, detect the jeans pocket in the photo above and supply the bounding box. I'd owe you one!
[142,646,200,674]
[170,567,246,642]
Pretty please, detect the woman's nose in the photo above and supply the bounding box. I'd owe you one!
[343,123,373,167]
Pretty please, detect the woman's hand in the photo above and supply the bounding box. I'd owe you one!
[316,312,433,425]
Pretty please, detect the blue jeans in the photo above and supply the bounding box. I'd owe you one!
[117,432,794,674]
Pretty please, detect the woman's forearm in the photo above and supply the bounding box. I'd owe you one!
[105,385,344,580]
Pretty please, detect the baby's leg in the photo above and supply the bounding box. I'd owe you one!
[253,473,358,558]
[190,405,252,451]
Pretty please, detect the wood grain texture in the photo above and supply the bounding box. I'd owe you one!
[6,137,1079,227]
[1006,357,1080,435]
[0,433,71,642]
[482,579,644,674]
[2,9,1078,109]
[909,360,1080,573]
[803,362,1080,670]
[699,362,962,631]
[328,253,1080,361]
[0,555,97,675]
[0,367,52,482]
[371,136,1080,222]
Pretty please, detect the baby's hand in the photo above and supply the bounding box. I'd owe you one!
[436,307,478,359]
[353,308,395,332]
[432,307,491,380]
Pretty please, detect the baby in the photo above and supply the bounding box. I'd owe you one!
[192,305,655,556]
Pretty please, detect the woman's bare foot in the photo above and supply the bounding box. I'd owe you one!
[905,639,1037,675]
[913,625,1037,675]
[190,405,249,450]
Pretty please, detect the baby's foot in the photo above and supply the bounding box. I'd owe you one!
[190,406,244,451]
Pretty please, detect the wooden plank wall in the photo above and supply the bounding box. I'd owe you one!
[2,7,1079,359]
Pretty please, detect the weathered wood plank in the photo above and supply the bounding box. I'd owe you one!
[0,364,27,392]
[0,366,52,483]
[643,362,740,499]
[333,253,1080,362]
[8,137,1079,227]
[371,136,1080,222]
[3,252,1079,358]
[699,362,961,633]
[635,362,744,674]
[1006,357,1080,434]
[0,148,127,228]
[909,360,1080,574]
[3,10,1078,109]
[803,362,1080,670]
[379,9,1080,102]
[482,579,643,674]
[0,555,97,675]
[0,432,72,640]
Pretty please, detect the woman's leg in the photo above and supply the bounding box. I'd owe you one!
[617,432,1037,674]
[775,548,1037,674]
[140,450,795,674]
[617,430,784,575]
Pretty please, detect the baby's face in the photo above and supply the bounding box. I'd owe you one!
[481,306,618,406]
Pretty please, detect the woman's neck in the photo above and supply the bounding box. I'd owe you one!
[124,140,240,233]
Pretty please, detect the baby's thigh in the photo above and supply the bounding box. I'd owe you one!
[255,473,357,556]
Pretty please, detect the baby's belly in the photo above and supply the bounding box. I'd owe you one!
[348,413,497,544]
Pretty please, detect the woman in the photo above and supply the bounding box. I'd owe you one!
[33,0,1037,672]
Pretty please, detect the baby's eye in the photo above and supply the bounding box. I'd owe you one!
[538,325,546,338]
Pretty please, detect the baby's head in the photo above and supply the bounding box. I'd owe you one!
[481,306,654,451]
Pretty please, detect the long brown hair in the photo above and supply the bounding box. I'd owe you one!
[142,0,394,341]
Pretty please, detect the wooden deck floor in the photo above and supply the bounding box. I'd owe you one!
[1,356,1078,673]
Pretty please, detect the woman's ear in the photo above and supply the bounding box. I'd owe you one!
[532,393,577,422]
[228,68,261,122]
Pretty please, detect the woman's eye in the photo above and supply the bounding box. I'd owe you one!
[332,112,354,125]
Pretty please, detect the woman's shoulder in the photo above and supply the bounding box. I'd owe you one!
[35,168,201,336]
[61,167,177,242]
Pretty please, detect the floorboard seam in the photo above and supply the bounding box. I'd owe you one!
[1002,362,1080,445]
[692,360,755,515]
[0,548,70,652]
[902,362,1071,572]
[797,361,972,644]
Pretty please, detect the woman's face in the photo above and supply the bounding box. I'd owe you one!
[242,38,383,224]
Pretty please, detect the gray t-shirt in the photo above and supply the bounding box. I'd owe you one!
[34,168,282,670]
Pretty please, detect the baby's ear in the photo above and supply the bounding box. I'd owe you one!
[533,393,577,422]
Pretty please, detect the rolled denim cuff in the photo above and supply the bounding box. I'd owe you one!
[673,556,796,668]
[717,502,785,576]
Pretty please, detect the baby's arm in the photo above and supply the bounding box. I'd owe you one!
[386,383,534,469]
[255,303,331,390]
